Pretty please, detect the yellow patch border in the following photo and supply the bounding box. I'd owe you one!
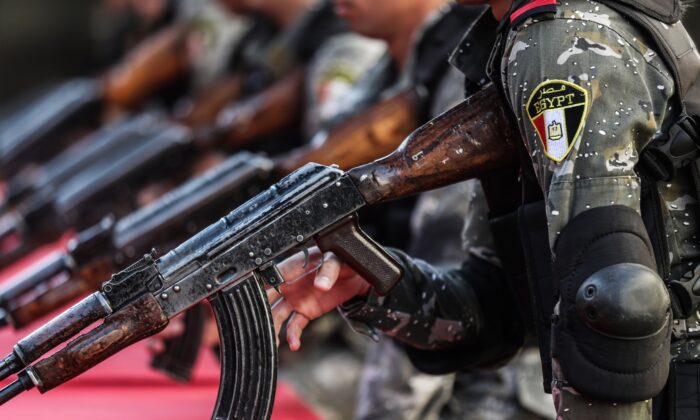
[526,79,589,163]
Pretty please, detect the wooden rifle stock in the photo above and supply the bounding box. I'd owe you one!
[102,25,190,109]
[274,88,423,175]
[348,84,519,205]
[217,68,305,149]
[176,74,246,128]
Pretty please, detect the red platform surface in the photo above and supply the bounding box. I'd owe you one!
[0,239,320,420]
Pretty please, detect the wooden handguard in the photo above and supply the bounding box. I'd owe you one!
[15,293,111,365]
[31,294,168,393]
[103,25,189,109]
[275,88,423,175]
[348,84,519,205]
[222,69,305,149]
[316,214,402,296]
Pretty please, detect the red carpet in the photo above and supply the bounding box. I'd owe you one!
[0,238,320,420]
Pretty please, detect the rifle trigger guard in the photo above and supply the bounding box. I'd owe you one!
[259,264,285,290]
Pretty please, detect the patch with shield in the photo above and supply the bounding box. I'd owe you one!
[526,80,589,162]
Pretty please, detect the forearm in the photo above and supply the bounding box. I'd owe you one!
[341,248,524,372]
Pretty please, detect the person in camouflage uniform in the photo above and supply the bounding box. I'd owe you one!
[269,0,700,419]
[278,1,554,418]
[216,0,385,137]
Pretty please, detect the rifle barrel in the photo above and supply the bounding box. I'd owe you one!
[0,374,33,406]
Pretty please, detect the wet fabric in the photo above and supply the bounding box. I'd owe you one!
[497,0,700,417]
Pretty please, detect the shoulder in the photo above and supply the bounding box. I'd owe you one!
[504,0,668,69]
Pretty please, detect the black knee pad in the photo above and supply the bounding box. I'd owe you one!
[551,205,671,402]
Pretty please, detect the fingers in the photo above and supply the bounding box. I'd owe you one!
[314,252,341,291]
[286,312,310,352]
[266,286,281,304]
[271,298,294,340]
[147,337,165,354]
[278,247,323,282]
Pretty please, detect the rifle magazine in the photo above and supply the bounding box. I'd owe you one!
[209,275,277,420]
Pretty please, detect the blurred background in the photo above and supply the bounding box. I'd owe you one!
[2,1,698,104]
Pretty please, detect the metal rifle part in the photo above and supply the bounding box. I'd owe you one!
[2,113,166,211]
[0,163,403,420]
[0,79,102,178]
[0,153,273,320]
[0,65,309,265]
[0,153,272,380]
[111,152,273,255]
[0,118,193,268]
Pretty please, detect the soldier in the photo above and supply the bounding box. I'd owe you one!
[326,1,551,419]
[270,0,700,419]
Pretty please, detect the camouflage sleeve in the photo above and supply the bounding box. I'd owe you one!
[303,33,386,137]
[340,248,523,371]
[501,5,675,246]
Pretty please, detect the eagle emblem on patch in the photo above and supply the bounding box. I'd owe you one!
[526,80,589,162]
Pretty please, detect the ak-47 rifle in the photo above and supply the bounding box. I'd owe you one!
[0,86,422,379]
[0,84,518,419]
[0,69,307,268]
[0,25,191,178]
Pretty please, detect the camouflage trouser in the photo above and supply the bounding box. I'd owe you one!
[354,336,454,420]
[355,338,555,420]
[551,359,652,420]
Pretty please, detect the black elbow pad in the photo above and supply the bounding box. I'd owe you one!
[551,205,671,403]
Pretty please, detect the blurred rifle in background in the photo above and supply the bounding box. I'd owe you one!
[0,86,423,381]
[0,84,518,419]
[0,25,192,178]
[0,69,305,268]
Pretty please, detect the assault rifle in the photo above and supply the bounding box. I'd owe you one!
[0,84,518,418]
[0,87,420,327]
[0,70,305,268]
[0,87,422,378]
[0,25,191,177]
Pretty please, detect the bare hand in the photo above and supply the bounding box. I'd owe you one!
[269,247,371,352]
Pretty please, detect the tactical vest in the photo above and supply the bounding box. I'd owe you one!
[475,0,700,394]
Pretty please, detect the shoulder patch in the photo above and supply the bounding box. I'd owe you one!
[526,80,589,162]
